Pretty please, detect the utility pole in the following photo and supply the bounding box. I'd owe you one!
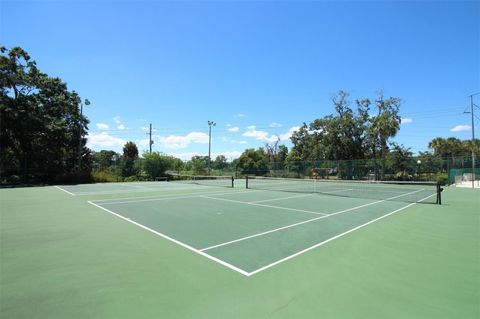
[208,120,216,175]
[148,123,154,154]
[468,93,479,188]
[77,98,90,170]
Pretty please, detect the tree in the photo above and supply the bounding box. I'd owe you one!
[212,155,228,170]
[1,46,91,182]
[388,143,413,180]
[416,151,443,175]
[428,137,475,161]
[285,148,305,177]
[122,141,139,177]
[289,91,371,179]
[189,156,209,175]
[369,91,402,160]
[142,152,175,179]
[428,137,447,157]
[235,148,269,175]
[276,145,289,169]
[445,137,463,166]
[92,150,117,171]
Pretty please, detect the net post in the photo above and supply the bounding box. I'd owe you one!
[436,182,442,205]
[246,176,249,189]
[231,176,234,188]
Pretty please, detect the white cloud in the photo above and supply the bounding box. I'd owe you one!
[450,125,471,132]
[401,117,413,124]
[236,113,247,118]
[279,126,300,141]
[96,123,109,130]
[231,140,248,144]
[113,116,121,124]
[168,151,242,161]
[269,122,282,128]
[87,132,125,149]
[158,132,209,149]
[137,138,151,148]
[243,125,299,143]
[242,125,276,142]
[217,151,242,160]
[228,126,239,132]
[117,124,126,130]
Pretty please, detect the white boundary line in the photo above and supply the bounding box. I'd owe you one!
[54,185,75,196]
[91,189,255,203]
[250,193,314,203]
[94,189,258,205]
[72,183,220,196]
[199,189,427,252]
[200,195,328,216]
[87,200,250,277]
[247,193,437,276]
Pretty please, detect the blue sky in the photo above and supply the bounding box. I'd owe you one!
[1,0,479,160]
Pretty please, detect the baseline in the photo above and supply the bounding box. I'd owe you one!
[54,185,75,196]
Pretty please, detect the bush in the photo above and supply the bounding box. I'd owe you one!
[436,173,449,185]
[91,171,117,183]
[52,171,93,184]
[124,175,140,182]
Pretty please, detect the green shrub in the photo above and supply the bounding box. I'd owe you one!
[436,173,449,185]
[124,175,140,182]
[52,171,93,184]
[91,171,117,183]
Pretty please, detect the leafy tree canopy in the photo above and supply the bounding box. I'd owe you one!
[122,141,139,177]
[235,148,269,175]
[290,90,402,164]
[1,46,91,182]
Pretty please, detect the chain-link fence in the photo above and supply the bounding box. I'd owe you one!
[235,155,479,186]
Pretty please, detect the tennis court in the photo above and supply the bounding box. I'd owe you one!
[1,179,478,318]
[57,177,441,276]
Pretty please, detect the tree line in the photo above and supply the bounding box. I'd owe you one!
[1,46,478,184]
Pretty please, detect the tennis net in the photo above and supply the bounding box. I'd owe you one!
[169,175,234,188]
[246,176,442,204]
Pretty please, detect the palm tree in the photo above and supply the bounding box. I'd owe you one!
[369,92,401,179]
[428,137,447,157]
[446,137,462,166]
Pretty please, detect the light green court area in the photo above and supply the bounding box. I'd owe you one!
[1,183,479,318]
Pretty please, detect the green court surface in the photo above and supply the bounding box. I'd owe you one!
[1,181,479,318]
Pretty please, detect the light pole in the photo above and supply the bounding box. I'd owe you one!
[416,159,421,181]
[78,98,90,170]
[207,120,216,175]
[467,92,479,188]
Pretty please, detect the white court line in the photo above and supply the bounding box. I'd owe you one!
[117,183,157,191]
[54,185,75,196]
[200,188,427,252]
[247,192,437,276]
[73,183,217,196]
[87,200,249,277]
[250,193,314,203]
[91,189,256,203]
[95,189,260,205]
[321,188,354,194]
[200,195,328,216]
